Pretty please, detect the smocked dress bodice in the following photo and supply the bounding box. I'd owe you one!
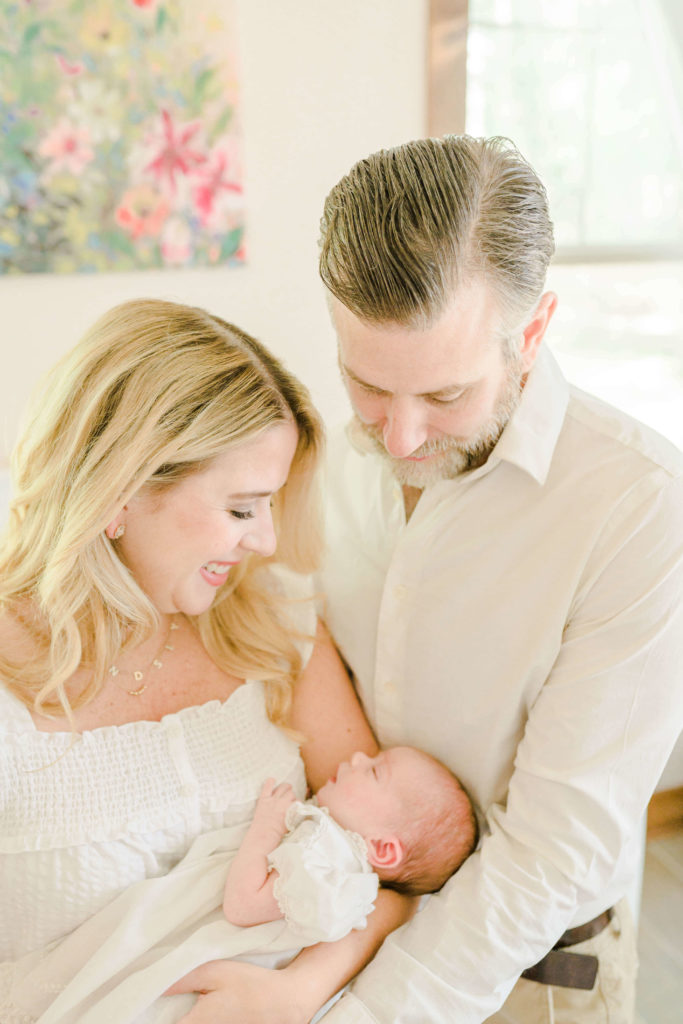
[0,679,306,961]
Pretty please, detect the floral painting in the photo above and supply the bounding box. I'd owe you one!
[0,0,245,274]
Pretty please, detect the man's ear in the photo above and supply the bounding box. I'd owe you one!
[519,290,558,372]
[366,835,404,871]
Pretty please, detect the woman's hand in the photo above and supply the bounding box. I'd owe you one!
[167,959,308,1024]
[168,889,415,1023]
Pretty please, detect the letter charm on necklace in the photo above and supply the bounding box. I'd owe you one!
[108,618,179,696]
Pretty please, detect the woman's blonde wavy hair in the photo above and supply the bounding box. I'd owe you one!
[0,299,323,729]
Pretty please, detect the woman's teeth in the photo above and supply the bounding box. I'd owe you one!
[203,562,229,573]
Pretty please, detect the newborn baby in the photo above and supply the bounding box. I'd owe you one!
[223,745,478,942]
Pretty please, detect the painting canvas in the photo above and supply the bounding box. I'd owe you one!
[0,0,245,274]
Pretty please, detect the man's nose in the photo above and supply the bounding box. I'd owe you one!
[382,397,428,458]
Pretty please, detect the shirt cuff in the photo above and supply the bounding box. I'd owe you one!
[316,991,380,1023]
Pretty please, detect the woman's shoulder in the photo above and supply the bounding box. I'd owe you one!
[0,605,39,728]
[0,682,33,731]
[0,601,36,662]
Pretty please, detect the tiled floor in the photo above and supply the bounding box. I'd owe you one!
[635,831,683,1024]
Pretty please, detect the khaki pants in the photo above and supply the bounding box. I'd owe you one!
[485,900,638,1024]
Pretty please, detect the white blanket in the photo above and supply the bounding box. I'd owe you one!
[6,826,303,1024]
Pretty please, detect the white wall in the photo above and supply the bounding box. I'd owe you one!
[0,0,427,460]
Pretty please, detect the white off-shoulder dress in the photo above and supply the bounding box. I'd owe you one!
[0,577,377,1024]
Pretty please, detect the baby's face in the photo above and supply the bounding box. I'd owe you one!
[316,747,421,838]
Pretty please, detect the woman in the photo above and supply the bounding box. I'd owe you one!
[0,300,409,1023]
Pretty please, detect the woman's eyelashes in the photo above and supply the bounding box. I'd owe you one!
[229,508,255,520]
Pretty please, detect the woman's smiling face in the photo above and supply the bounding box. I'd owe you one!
[114,421,299,615]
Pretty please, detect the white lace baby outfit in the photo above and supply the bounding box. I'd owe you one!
[269,799,379,944]
[0,568,377,1023]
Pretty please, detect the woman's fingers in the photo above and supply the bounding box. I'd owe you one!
[167,959,302,1024]
[164,959,228,995]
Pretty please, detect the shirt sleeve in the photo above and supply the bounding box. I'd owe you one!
[323,471,683,1023]
[268,803,379,945]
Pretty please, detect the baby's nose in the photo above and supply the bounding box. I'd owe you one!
[350,751,370,768]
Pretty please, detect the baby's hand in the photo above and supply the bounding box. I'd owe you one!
[250,778,296,847]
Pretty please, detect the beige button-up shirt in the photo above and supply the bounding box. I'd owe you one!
[318,346,683,1023]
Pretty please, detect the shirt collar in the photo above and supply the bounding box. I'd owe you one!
[492,345,569,486]
[344,344,569,487]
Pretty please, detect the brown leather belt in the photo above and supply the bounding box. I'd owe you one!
[521,908,613,990]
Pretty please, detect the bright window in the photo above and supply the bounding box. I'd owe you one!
[465,0,683,448]
[466,0,683,259]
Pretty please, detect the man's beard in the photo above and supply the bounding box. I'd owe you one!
[350,359,525,489]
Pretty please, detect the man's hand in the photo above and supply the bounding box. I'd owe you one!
[166,959,306,1024]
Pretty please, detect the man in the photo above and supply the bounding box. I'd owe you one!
[316,135,683,1022]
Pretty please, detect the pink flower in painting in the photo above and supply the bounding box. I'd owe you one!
[38,118,95,176]
[132,0,156,7]
[56,54,84,76]
[115,184,170,239]
[192,142,243,229]
[161,217,193,265]
[144,109,207,195]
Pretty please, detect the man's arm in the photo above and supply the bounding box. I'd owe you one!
[222,778,293,927]
[322,472,683,1023]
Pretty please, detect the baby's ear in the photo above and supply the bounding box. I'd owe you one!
[366,835,404,871]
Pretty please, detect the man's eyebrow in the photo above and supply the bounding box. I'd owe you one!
[340,363,387,393]
[341,363,468,400]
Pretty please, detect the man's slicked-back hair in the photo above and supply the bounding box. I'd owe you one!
[319,134,555,332]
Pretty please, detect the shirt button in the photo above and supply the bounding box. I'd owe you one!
[382,680,396,694]
[393,584,407,600]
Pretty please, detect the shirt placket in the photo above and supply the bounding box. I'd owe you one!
[370,467,499,747]
[164,716,202,833]
[372,479,415,746]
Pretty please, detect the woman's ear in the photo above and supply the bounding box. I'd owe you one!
[105,508,127,540]
[366,835,404,871]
